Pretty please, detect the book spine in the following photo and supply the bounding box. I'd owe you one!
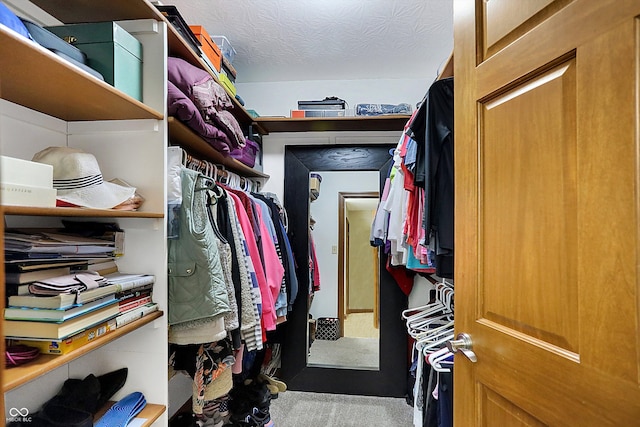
[115,284,153,301]
[5,267,72,285]
[113,276,155,293]
[93,266,119,276]
[119,295,152,313]
[115,303,158,328]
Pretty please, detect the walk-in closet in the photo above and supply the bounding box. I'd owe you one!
[1,1,640,426]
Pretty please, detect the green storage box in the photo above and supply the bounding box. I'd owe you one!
[46,22,143,101]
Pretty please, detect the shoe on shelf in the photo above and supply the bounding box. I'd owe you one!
[46,374,101,414]
[96,367,128,409]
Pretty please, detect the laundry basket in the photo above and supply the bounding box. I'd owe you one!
[316,317,340,340]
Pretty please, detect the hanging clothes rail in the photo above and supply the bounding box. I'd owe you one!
[180,148,260,191]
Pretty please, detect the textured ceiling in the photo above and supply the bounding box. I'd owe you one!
[162,0,453,83]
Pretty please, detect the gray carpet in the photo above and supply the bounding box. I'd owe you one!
[308,337,379,370]
[269,390,413,427]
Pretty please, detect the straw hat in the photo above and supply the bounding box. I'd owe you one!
[32,146,135,209]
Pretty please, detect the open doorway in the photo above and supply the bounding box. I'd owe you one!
[338,192,380,340]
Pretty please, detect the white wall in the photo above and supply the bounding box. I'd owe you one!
[236,78,431,117]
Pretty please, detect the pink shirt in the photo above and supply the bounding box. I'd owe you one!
[254,202,285,318]
[227,192,277,331]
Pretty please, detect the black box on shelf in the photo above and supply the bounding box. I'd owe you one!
[298,97,346,110]
[154,5,201,54]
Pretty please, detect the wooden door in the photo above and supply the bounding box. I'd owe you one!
[454,1,640,425]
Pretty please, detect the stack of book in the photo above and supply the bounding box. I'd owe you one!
[5,258,93,298]
[5,271,158,356]
[102,272,158,328]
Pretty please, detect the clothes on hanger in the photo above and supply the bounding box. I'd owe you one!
[405,280,454,427]
[409,77,454,279]
[167,168,231,329]
[167,154,295,423]
[370,77,454,279]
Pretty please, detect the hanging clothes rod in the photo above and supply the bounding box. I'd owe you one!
[180,149,260,192]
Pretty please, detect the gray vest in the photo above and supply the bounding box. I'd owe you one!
[168,168,230,325]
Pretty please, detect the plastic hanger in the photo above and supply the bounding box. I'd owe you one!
[402,299,447,322]
[411,318,454,340]
[407,312,453,339]
[402,280,454,322]
[427,347,454,373]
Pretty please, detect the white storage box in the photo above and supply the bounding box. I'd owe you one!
[0,155,56,207]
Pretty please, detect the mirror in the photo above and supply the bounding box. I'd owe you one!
[279,144,408,397]
[307,173,381,370]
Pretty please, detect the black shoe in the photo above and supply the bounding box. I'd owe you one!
[170,412,198,427]
[229,381,271,413]
[228,407,272,427]
[46,374,101,414]
[10,404,93,427]
[96,367,128,409]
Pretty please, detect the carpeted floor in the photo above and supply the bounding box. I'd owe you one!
[308,336,379,370]
[269,390,413,427]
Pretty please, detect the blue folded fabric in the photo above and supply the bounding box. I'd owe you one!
[0,2,32,40]
[355,103,413,116]
[95,392,146,427]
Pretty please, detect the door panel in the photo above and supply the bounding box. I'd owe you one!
[454,0,640,425]
[482,387,547,427]
[481,59,578,353]
[483,0,570,59]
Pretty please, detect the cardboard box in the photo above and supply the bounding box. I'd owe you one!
[289,110,346,118]
[46,22,143,101]
[189,25,222,72]
[10,318,117,355]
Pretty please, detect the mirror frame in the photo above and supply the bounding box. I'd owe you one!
[279,144,408,397]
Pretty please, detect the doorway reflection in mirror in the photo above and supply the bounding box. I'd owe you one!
[306,171,381,370]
